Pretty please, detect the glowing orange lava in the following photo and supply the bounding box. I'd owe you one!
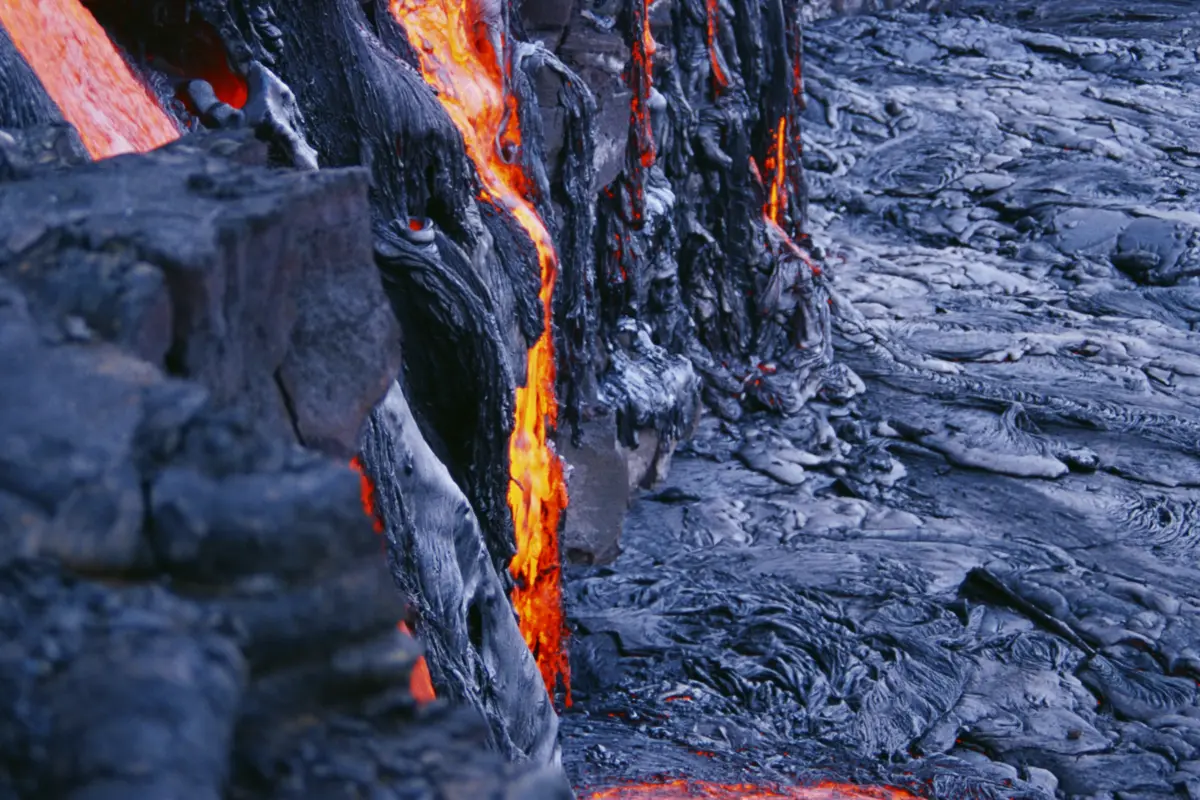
[0,0,179,159]
[397,620,438,704]
[705,0,730,91]
[350,458,437,706]
[763,117,787,226]
[390,0,571,701]
[630,0,657,171]
[583,780,919,800]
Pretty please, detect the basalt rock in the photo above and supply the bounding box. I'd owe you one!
[0,131,399,457]
[0,141,560,798]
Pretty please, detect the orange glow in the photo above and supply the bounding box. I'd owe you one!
[0,0,178,159]
[350,456,385,533]
[763,117,787,226]
[705,0,730,91]
[583,780,919,799]
[390,0,571,701]
[397,621,438,704]
[349,459,437,705]
[630,0,657,172]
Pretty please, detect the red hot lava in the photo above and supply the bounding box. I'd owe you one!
[630,0,657,172]
[584,780,919,799]
[388,0,572,703]
[763,117,788,226]
[705,0,730,92]
[0,0,179,158]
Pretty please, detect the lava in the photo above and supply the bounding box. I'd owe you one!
[630,0,657,172]
[350,455,386,534]
[0,0,178,159]
[583,780,919,799]
[350,458,437,705]
[763,117,788,226]
[390,0,571,701]
[705,0,730,91]
[397,620,438,704]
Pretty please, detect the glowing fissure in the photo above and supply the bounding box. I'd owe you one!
[630,0,657,174]
[350,458,437,705]
[763,116,788,226]
[583,780,920,799]
[705,0,730,91]
[0,0,179,159]
[390,0,571,702]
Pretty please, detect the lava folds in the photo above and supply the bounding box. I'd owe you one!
[390,0,571,702]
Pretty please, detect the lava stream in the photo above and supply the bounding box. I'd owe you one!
[706,0,730,91]
[583,780,919,799]
[390,0,571,701]
[763,117,788,226]
[0,0,178,158]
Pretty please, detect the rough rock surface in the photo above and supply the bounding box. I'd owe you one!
[566,5,1200,798]
[0,131,399,457]
[359,382,562,768]
[0,138,567,799]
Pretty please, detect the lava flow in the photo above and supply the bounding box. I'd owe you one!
[706,0,730,91]
[583,780,919,799]
[763,117,788,226]
[350,457,437,705]
[0,0,178,158]
[390,0,571,701]
[630,0,657,172]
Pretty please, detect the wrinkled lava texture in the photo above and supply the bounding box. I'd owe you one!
[565,4,1200,798]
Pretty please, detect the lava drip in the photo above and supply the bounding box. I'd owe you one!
[0,0,178,158]
[583,780,919,799]
[350,457,437,705]
[630,0,658,180]
[389,0,571,702]
[754,0,810,255]
[763,116,787,226]
[705,0,730,92]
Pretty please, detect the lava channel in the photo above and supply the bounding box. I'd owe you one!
[0,0,179,158]
[390,0,572,702]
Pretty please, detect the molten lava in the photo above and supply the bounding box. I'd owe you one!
[350,458,436,705]
[705,0,730,91]
[0,0,178,159]
[583,780,919,799]
[390,0,571,701]
[397,620,438,704]
[630,0,657,172]
[763,117,788,226]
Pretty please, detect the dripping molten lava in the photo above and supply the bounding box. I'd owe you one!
[583,780,919,799]
[0,0,178,158]
[390,0,571,701]
[763,117,788,226]
[705,0,730,91]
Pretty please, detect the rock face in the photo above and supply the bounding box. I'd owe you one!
[0,134,568,799]
[360,383,562,767]
[0,131,399,457]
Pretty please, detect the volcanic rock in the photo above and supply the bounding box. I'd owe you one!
[0,131,399,457]
[0,136,564,799]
